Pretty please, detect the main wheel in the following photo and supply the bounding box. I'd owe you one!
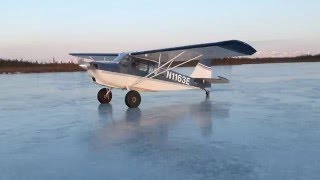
[97,88,112,104]
[125,90,141,108]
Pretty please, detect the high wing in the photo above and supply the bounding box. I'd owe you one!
[69,53,119,61]
[130,40,256,63]
[69,40,256,64]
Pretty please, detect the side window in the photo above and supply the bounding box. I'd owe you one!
[137,62,148,72]
[120,57,130,67]
[132,60,148,72]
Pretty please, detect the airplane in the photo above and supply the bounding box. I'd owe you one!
[70,40,256,108]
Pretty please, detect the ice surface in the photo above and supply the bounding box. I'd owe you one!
[0,63,320,180]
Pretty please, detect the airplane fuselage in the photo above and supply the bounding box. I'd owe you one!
[87,59,210,92]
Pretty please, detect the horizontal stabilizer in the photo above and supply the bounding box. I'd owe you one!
[69,53,119,61]
[196,76,229,84]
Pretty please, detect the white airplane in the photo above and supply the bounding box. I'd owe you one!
[70,40,256,108]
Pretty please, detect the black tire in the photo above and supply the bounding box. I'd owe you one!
[125,90,141,108]
[97,88,112,104]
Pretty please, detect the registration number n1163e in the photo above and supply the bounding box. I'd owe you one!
[166,71,190,85]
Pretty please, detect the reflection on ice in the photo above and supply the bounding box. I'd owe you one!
[93,98,256,180]
[94,98,230,149]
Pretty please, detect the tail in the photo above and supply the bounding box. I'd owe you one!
[191,59,229,87]
[191,59,212,78]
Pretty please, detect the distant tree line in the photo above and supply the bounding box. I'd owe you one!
[0,54,319,73]
[0,58,76,68]
[0,58,83,73]
[177,54,320,67]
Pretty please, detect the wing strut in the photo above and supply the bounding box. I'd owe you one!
[149,54,203,79]
[167,51,185,70]
[158,53,161,68]
[130,51,187,86]
[130,54,203,88]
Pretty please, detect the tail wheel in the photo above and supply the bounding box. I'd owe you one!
[97,88,112,104]
[125,90,141,108]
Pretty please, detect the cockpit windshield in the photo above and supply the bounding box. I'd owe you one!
[112,53,130,63]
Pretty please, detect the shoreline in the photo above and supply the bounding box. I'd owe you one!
[1,56,319,74]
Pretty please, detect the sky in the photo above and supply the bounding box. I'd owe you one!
[1,0,320,61]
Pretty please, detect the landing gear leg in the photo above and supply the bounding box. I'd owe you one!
[125,90,141,108]
[205,89,210,98]
[97,88,113,104]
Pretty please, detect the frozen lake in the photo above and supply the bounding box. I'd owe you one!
[1,63,320,180]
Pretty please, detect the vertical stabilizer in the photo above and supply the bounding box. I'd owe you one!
[190,59,212,78]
